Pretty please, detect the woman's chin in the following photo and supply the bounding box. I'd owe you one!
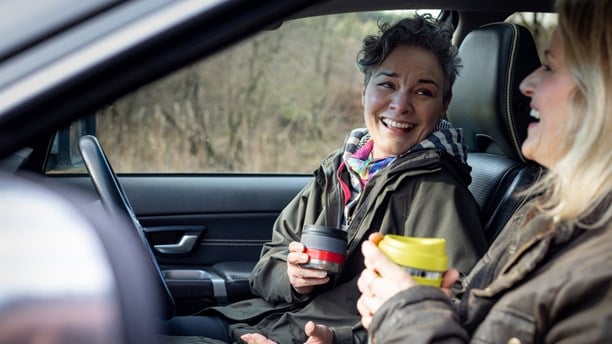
[521,142,551,168]
[520,142,535,162]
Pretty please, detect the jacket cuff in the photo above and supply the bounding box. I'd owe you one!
[330,326,353,344]
[369,285,455,341]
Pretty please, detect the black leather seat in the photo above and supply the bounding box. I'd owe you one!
[448,23,543,244]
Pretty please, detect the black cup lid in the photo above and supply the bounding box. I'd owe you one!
[302,224,346,241]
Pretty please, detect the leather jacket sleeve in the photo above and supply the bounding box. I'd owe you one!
[369,286,469,343]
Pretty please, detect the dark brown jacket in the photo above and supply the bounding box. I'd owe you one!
[369,199,612,343]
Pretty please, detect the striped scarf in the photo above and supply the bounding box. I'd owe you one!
[338,119,468,224]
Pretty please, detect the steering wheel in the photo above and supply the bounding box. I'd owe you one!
[79,135,175,319]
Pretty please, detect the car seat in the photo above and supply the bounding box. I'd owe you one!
[447,22,543,244]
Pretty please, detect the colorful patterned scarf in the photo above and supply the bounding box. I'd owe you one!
[344,139,395,187]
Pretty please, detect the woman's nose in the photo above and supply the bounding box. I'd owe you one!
[390,92,412,114]
[519,68,538,97]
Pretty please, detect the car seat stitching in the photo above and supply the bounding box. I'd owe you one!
[505,24,526,163]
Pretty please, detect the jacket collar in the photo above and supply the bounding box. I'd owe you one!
[341,119,469,167]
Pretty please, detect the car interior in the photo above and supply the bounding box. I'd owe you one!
[0,0,556,339]
[447,22,543,244]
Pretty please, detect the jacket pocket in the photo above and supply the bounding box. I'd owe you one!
[472,307,536,344]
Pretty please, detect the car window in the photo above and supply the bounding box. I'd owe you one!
[45,10,427,174]
[45,9,556,174]
[506,12,558,60]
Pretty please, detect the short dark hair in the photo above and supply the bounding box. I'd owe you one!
[357,14,461,103]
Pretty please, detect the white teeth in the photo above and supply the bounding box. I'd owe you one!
[382,118,414,129]
[530,109,540,120]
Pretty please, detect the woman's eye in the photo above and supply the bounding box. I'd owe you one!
[542,64,552,72]
[416,89,433,96]
[378,82,394,89]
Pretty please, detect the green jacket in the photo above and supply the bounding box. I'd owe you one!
[212,147,487,343]
[368,198,612,343]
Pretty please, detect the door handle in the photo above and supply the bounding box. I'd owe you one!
[154,234,198,254]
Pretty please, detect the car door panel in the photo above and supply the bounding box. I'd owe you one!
[50,174,310,315]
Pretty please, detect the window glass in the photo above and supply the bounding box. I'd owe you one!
[45,10,442,174]
[46,117,93,174]
[506,12,558,61]
[46,10,555,174]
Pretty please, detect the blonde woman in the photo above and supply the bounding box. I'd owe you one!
[356,0,612,342]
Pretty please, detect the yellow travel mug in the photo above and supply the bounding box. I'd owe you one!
[377,234,448,287]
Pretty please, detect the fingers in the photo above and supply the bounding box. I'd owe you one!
[440,268,460,297]
[304,321,316,336]
[287,242,308,265]
[287,260,329,295]
[357,294,384,329]
[357,237,420,327]
[361,239,382,269]
[368,232,384,245]
[356,268,377,296]
[356,269,384,329]
[287,241,329,294]
[240,333,277,344]
[356,270,386,315]
[288,241,330,290]
[361,239,405,279]
[356,296,373,329]
[360,241,415,297]
[289,241,306,253]
[287,262,328,282]
[303,321,334,344]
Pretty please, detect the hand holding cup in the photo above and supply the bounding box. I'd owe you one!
[287,241,329,294]
[288,225,347,294]
[377,234,448,287]
[357,232,458,328]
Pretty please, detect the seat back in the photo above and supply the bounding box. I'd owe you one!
[448,23,542,244]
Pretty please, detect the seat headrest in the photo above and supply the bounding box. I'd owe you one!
[448,23,541,163]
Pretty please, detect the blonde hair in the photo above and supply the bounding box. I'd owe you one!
[528,0,612,228]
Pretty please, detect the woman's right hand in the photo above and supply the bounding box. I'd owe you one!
[287,241,330,294]
[356,233,459,328]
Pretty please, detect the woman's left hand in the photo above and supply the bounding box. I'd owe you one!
[304,321,334,344]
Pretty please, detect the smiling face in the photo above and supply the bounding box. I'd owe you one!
[519,29,577,169]
[362,45,448,159]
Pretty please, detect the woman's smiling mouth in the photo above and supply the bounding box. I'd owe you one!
[382,118,415,131]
